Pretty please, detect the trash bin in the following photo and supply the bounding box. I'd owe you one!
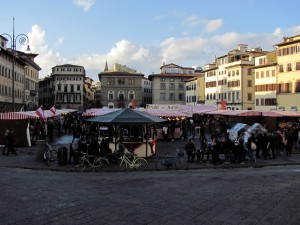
[57,146,68,166]
[36,140,46,162]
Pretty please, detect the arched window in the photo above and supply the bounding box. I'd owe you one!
[118,90,125,100]
[108,90,114,100]
[108,102,114,109]
[128,90,135,100]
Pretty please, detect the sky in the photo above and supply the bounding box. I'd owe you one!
[1,0,300,81]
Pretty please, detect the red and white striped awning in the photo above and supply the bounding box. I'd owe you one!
[204,110,261,116]
[82,108,120,117]
[262,110,300,117]
[141,109,188,117]
[0,109,77,120]
[0,112,37,120]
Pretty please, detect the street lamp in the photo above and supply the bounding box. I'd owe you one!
[2,18,29,112]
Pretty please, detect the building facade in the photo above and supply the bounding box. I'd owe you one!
[148,63,198,105]
[274,35,300,111]
[92,82,102,108]
[253,51,277,111]
[84,77,95,109]
[0,35,40,112]
[204,45,266,110]
[38,76,54,110]
[142,77,152,107]
[19,51,41,111]
[99,63,144,108]
[185,77,197,105]
[50,64,85,110]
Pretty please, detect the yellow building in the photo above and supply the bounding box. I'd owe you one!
[253,51,277,111]
[274,35,300,111]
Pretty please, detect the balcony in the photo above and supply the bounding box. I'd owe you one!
[30,90,37,96]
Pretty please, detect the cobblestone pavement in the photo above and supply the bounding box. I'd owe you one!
[1,165,300,225]
[1,134,300,224]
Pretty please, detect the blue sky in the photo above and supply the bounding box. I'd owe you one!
[1,0,300,81]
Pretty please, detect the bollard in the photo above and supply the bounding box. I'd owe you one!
[36,140,46,162]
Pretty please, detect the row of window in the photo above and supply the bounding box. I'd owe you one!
[255,82,300,93]
[255,69,276,78]
[25,67,38,80]
[0,65,24,83]
[159,93,184,101]
[206,91,241,101]
[56,84,81,92]
[160,83,184,90]
[56,76,82,81]
[255,98,277,106]
[278,62,300,72]
[0,84,23,99]
[277,45,300,56]
[55,94,82,103]
[107,78,136,85]
[107,90,135,100]
[53,67,83,72]
[160,78,184,82]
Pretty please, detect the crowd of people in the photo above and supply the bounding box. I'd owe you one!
[183,121,300,165]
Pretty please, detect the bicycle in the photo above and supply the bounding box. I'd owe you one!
[44,143,58,166]
[113,152,147,172]
[75,152,110,172]
[156,149,187,170]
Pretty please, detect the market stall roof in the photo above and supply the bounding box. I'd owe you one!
[0,109,77,120]
[140,109,187,117]
[82,107,120,117]
[180,105,217,116]
[86,108,167,124]
[262,110,300,117]
[205,109,261,116]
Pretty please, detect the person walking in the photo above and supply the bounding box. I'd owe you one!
[162,124,169,142]
[6,129,17,156]
[185,139,196,163]
[2,129,9,155]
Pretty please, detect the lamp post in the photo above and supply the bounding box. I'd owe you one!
[2,18,29,112]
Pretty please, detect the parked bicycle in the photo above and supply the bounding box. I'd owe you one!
[44,143,58,166]
[113,152,147,172]
[75,152,110,172]
[156,149,187,170]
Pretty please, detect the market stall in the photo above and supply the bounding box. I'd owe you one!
[86,108,166,158]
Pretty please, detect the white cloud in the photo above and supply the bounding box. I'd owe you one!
[73,0,94,11]
[183,15,202,27]
[30,24,299,81]
[204,19,223,33]
[25,25,65,78]
[55,37,65,46]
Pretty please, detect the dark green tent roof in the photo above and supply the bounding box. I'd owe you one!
[86,108,166,124]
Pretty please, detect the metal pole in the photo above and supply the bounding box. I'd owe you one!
[2,17,29,112]
[12,17,15,111]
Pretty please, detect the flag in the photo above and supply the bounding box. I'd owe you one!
[221,100,226,110]
[36,105,45,121]
[132,99,135,109]
[50,105,56,116]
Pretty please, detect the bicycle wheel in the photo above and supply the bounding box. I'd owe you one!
[49,150,57,162]
[94,158,109,172]
[113,159,127,172]
[156,158,168,171]
[76,158,87,172]
[175,157,188,170]
[134,158,147,171]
